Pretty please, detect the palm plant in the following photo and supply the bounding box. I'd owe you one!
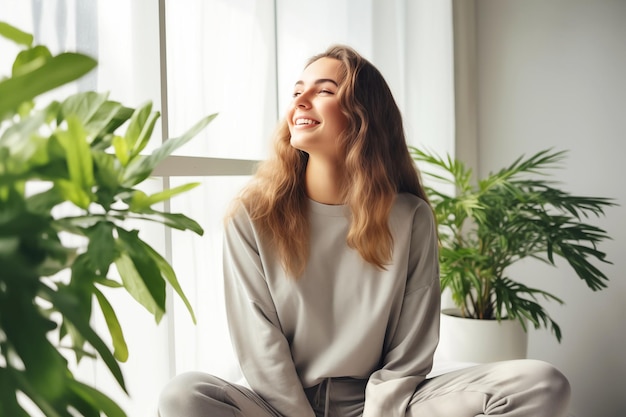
[410,147,615,342]
[0,22,213,416]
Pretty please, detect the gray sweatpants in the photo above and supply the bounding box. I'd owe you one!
[158,359,571,417]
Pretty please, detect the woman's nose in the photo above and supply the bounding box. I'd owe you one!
[294,92,312,109]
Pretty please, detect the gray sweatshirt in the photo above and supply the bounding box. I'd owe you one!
[223,193,440,417]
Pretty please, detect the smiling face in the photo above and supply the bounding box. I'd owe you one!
[287,57,349,162]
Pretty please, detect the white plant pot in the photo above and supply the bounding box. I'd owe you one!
[435,308,528,364]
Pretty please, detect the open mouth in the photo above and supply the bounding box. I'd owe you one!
[295,118,320,126]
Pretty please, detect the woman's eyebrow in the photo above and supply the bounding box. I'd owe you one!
[294,78,339,88]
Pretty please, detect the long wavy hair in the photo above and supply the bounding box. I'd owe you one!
[235,45,429,278]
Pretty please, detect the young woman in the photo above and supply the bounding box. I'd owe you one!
[158,45,571,417]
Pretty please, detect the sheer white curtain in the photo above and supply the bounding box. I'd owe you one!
[1,0,454,415]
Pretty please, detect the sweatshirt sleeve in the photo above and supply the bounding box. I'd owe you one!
[223,206,316,417]
[362,200,441,417]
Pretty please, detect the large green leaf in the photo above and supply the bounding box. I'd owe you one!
[39,284,127,392]
[140,211,204,235]
[58,387,101,417]
[68,379,128,417]
[114,227,170,322]
[122,113,217,186]
[55,115,95,191]
[114,251,164,322]
[55,179,92,210]
[0,21,33,46]
[138,239,197,324]
[0,101,58,173]
[94,288,129,362]
[1,291,67,401]
[0,368,30,417]
[123,102,160,158]
[12,45,53,77]
[25,186,65,214]
[0,52,97,118]
[129,182,200,212]
[10,369,66,417]
[84,222,118,277]
[95,106,135,143]
[60,92,108,131]
[113,135,130,166]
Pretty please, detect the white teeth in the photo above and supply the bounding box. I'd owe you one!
[295,118,318,125]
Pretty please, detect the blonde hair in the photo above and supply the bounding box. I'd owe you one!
[234,45,429,277]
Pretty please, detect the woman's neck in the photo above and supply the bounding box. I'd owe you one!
[305,157,344,205]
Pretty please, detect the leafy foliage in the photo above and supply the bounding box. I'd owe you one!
[410,147,615,342]
[0,22,214,416]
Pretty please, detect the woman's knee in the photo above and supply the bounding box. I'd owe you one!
[482,359,571,416]
[524,360,570,397]
[501,359,571,407]
[158,372,226,416]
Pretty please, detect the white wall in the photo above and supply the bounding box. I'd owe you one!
[472,1,626,416]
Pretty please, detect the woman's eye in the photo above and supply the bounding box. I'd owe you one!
[292,89,334,98]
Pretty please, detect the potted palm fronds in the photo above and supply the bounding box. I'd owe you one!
[410,147,615,362]
[0,22,212,416]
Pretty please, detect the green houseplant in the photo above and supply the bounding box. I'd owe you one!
[410,147,615,343]
[0,22,214,416]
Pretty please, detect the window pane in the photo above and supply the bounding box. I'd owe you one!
[168,175,251,382]
[165,0,276,160]
[1,0,164,150]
